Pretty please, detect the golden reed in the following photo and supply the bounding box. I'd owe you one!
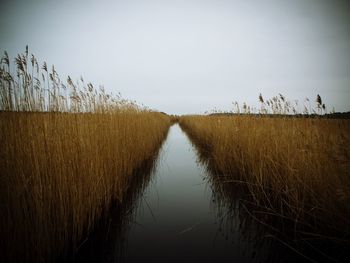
[180,113,350,245]
[0,48,171,262]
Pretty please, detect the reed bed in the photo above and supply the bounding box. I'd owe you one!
[0,48,170,262]
[73,143,163,263]
[179,98,350,252]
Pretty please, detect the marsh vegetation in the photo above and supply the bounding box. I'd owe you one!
[1,48,349,262]
[0,48,170,262]
[179,97,350,261]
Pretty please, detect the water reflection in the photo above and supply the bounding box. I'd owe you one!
[74,124,348,263]
[183,124,350,263]
[72,131,168,263]
[124,124,287,263]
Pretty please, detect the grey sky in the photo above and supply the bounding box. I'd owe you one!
[1,0,349,114]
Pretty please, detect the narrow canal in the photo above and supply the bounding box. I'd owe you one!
[76,124,309,263]
[123,124,270,262]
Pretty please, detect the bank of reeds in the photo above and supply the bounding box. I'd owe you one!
[0,48,170,262]
[179,97,350,254]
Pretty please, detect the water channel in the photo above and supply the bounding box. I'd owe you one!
[123,124,303,263]
[126,124,257,262]
[76,124,314,263]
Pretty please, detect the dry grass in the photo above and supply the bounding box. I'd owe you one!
[0,48,171,262]
[179,114,350,245]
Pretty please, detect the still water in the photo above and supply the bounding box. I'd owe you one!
[76,124,309,263]
[124,124,271,263]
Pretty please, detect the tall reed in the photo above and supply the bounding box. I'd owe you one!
[179,99,350,251]
[0,48,171,262]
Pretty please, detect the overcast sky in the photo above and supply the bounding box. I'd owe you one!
[1,0,349,114]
